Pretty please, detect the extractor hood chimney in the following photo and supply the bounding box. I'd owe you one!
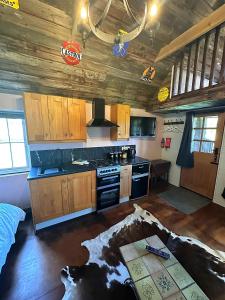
[87,98,119,128]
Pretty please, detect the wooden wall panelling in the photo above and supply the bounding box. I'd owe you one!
[0,0,224,109]
[0,0,160,108]
[24,92,50,142]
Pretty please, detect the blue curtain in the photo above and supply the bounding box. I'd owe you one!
[176,112,194,168]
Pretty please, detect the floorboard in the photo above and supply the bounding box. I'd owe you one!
[0,184,225,300]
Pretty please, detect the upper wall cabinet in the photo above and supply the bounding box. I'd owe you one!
[48,96,68,141]
[67,98,87,140]
[24,93,87,143]
[24,93,50,141]
[111,104,130,140]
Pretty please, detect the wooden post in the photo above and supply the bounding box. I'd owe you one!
[192,39,200,91]
[209,26,220,86]
[200,33,209,89]
[178,52,184,95]
[219,38,225,83]
[185,46,192,93]
[172,59,178,97]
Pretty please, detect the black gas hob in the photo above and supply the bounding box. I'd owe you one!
[89,159,120,168]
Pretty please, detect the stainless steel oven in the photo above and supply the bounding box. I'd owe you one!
[96,165,121,210]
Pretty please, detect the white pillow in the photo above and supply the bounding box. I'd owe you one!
[0,203,26,273]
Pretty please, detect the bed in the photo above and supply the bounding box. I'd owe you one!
[0,203,26,273]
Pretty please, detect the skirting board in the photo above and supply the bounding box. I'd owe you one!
[35,208,95,231]
[120,196,129,203]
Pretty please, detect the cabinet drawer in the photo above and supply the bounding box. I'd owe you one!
[132,163,150,175]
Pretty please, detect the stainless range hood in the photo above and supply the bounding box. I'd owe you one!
[87,98,119,128]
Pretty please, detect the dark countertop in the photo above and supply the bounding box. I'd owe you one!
[27,156,150,181]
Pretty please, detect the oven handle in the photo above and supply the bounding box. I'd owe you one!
[97,182,120,190]
[102,175,119,181]
[102,188,119,194]
[132,173,149,179]
[97,172,120,178]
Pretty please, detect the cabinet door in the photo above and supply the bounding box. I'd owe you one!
[29,176,69,224]
[124,105,131,139]
[68,171,96,212]
[67,98,87,140]
[24,93,50,142]
[48,96,69,140]
[111,104,130,140]
[120,165,132,197]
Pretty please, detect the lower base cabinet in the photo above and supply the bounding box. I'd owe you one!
[29,171,96,225]
[120,165,132,198]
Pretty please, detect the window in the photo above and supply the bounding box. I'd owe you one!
[0,112,30,175]
[192,115,218,154]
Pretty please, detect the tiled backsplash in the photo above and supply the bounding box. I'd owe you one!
[30,145,136,168]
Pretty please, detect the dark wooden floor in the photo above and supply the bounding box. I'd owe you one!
[0,183,225,300]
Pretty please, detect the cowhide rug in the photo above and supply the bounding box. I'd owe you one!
[61,204,225,300]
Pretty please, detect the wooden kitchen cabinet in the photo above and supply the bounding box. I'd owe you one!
[24,93,50,142]
[120,165,132,198]
[111,104,130,140]
[29,171,96,226]
[24,93,87,143]
[67,171,96,212]
[48,95,69,140]
[29,175,69,224]
[67,98,87,140]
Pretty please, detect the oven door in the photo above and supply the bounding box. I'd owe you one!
[97,173,120,188]
[97,186,120,210]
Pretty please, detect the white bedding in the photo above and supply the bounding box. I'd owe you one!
[0,203,26,273]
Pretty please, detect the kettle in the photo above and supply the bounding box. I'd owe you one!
[128,148,136,159]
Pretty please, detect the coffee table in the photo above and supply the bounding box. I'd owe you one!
[120,235,209,300]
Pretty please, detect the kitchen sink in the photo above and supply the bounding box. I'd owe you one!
[37,167,63,176]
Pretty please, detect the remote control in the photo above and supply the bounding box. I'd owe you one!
[145,245,170,260]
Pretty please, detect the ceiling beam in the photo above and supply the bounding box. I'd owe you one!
[151,84,225,113]
[155,3,225,63]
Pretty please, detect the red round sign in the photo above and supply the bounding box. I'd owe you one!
[61,41,82,65]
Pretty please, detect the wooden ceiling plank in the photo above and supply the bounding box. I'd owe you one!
[0,9,71,41]
[19,0,72,28]
[155,4,225,63]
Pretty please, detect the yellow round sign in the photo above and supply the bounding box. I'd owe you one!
[158,87,169,102]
